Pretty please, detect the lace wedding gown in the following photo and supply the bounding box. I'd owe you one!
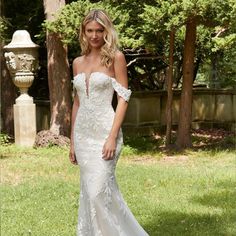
[73,72,149,236]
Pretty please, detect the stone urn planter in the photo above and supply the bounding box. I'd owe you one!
[4,30,39,146]
[4,30,39,104]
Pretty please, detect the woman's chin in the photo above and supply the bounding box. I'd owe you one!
[89,41,104,48]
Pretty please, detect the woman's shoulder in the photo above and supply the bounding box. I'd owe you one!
[114,50,125,60]
[72,56,85,76]
[73,55,84,66]
[113,50,126,69]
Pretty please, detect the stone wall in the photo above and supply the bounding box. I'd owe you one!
[122,89,235,135]
[35,89,236,135]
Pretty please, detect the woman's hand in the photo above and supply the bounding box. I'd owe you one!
[69,146,78,165]
[102,136,116,160]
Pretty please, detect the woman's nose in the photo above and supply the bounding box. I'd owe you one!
[92,32,97,38]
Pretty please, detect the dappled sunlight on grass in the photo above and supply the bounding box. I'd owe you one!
[1,133,235,235]
[1,146,77,186]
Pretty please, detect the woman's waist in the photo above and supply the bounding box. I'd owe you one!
[77,105,114,118]
[75,107,114,124]
[79,103,113,111]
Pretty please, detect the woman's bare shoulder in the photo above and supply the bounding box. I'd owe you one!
[114,50,125,61]
[73,56,84,66]
[72,56,85,76]
[113,50,126,70]
[113,50,128,86]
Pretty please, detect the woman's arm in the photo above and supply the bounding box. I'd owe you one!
[69,58,80,165]
[102,51,129,160]
[70,94,79,147]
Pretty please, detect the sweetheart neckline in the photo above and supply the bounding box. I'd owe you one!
[73,72,116,98]
[73,71,115,80]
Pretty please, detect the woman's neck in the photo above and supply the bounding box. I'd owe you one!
[89,47,101,55]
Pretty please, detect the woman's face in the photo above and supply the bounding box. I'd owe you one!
[84,20,105,49]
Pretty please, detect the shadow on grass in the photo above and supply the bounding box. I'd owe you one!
[123,135,164,155]
[144,210,232,236]
[123,129,235,156]
[143,181,236,236]
[144,212,226,236]
[191,134,236,152]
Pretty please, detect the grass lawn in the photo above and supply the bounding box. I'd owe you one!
[0,133,236,236]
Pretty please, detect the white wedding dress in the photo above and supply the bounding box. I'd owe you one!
[73,72,149,236]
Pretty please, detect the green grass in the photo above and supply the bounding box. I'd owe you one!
[1,144,236,236]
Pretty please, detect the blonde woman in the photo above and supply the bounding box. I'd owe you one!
[69,9,149,236]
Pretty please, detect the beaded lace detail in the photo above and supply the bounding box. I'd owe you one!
[73,72,148,236]
[73,72,131,101]
[110,77,131,102]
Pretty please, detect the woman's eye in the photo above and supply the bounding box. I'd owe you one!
[98,29,104,33]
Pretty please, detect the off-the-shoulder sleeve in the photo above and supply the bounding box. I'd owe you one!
[111,78,132,102]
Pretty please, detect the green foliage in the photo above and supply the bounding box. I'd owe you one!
[141,0,236,48]
[212,33,236,52]
[105,0,155,48]
[0,17,10,42]
[2,0,45,44]
[196,26,236,88]
[140,0,236,87]
[3,0,234,88]
[0,133,11,146]
[43,0,236,88]
[43,0,130,49]
[44,0,91,45]
[215,48,236,88]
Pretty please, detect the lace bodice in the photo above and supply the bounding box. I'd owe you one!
[73,72,131,147]
[73,72,131,105]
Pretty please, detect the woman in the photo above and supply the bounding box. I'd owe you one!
[69,9,149,236]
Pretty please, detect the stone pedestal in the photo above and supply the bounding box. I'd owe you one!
[13,94,36,146]
[14,103,36,147]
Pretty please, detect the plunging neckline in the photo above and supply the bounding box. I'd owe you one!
[84,73,90,98]
[74,71,115,80]
[74,72,115,98]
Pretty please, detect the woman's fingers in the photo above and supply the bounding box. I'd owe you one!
[102,139,116,160]
[69,151,78,165]
[102,148,115,160]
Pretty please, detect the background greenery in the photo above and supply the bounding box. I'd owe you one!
[1,0,236,89]
[44,0,236,88]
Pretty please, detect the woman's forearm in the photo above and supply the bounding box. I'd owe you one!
[108,98,128,139]
[70,95,80,146]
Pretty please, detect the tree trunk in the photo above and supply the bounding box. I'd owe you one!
[0,0,17,137]
[193,56,201,84]
[165,30,175,147]
[173,58,183,88]
[43,0,72,137]
[1,46,17,136]
[176,17,197,149]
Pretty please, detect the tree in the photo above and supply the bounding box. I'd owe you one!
[42,0,236,148]
[176,17,197,148]
[0,0,17,136]
[43,0,72,137]
[141,0,236,149]
[0,46,17,136]
[165,30,175,146]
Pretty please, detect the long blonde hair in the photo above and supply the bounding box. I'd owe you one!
[79,9,118,67]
